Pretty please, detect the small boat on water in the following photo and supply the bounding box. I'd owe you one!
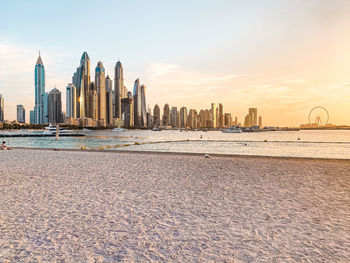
[221,126,242,133]
[112,127,127,132]
[82,128,93,132]
[43,124,71,135]
[152,127,161,131]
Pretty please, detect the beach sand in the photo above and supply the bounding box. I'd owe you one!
[0,149,349,262]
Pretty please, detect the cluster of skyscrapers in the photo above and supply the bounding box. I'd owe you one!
[30,52,149,127]
[152,103,260,129]
[1,52,263,129]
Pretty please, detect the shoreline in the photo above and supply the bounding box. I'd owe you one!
[10,146,350,162]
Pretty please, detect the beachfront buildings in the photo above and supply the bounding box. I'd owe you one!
[153,104,160,127]
[0,95,4,122]
[171,107,178,128]
[66,84,76,119]
[114,61,124,119]
[180,107,187,128]
[48,88,62,124]
[95,62,106,126]
[17,105,25,123]
[34,53,45,124]
[249,108,258,126]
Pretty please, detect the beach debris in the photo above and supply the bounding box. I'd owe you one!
[205,154,210,158]
[298,137,301,140]
[264,139,267,142]
[200,135,203,139]
[81,147,86,150]
[134,142,140,145]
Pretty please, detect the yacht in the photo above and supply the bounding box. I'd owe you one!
[112,127,127,132]
[221,126,242,133]
[43,124,71,135]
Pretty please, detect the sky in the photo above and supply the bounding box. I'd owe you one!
[0,0,349,126]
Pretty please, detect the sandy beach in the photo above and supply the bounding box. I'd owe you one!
[0,149,349,262]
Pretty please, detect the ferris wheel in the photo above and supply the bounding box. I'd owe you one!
[308,106,329,126]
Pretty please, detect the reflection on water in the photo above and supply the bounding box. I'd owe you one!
[1,130,349,159]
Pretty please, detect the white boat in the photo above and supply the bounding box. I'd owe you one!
[221,127,242,133]
[82,128,93,132]
[152,127,161,131]
[112,127,127,132]
[43,124,71,135]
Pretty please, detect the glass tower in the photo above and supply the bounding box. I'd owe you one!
[34,53,45,124]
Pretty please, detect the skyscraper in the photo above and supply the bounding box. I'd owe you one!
[162,103,170,126]
[95,61,106,126]
[218,103,224,128]
[0,95,4,122]
[114,61,124,119]
[259,116,263,128]
[105,75,113,118]
[140,84,147,127]
[106,90,113,126]
[73,52,90,118]
[89,82,98,121]
[180,107,187,128]
[48,88,62,124]
[66,84,76,119]
[171,107,177,127]
[121,91,133,127]
[34,53,45,124]
[133,79,142,127]
[211,103,217,128]
[17,105,25,123]
[249,108,258,126]
[153,104,160,127]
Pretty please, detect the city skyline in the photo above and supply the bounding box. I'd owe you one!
[1,0,350,126]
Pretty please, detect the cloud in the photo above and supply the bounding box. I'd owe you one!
[282,78,306,84]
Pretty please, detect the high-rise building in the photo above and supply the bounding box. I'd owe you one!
[180,107,187,128]
[0,95,4,122]
[211,103,217,128]
[234,116,238,126]
[106,90,113,126]
[89,82,98,121]
[187,109,197,129]
[162,103,170,126]
[133,79,142,127]
[140,84,147,127]
[244,114,249,127]
[29,110,34,124]
[114,61,124,119]
[73,52,90,119]
[43,92,49,124]
[171,107,177,127]
[218,103,224,128]
[66,83,76,118]
[95,61,106,126]
[48,88,62,124]
[259,116,263,128]
[249,108,258,126]
[121,92,133,127]
[17,105,25,123]
[224,113,232,127]
[153,104,160,127]
[34,53,45,124]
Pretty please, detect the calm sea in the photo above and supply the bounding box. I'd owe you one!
[1,130,349,159]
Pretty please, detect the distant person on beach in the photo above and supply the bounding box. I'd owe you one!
[1,141,11,150]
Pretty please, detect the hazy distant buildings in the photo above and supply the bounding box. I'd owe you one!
[224,113,232,127]
[29,110,34,124]
[218,103,223,128]
[34,53,45,124]
[180,107,187,128]
[211,103,216,128]
[249,108,257,126]
[153,104,160,127]
[171,106,177,127]
[0,95,4,122]
[48,88,62,124]
[162,103,170,126]
[259,116,263,128]
[66,84,76,119]
[17,105,25,123]
[114,61,124,119]
[133,79,142,127]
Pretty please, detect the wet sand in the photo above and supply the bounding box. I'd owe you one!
[0,149,349,262]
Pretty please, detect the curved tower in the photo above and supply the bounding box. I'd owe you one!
[114,60,124,119]
[34,52,45,124]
